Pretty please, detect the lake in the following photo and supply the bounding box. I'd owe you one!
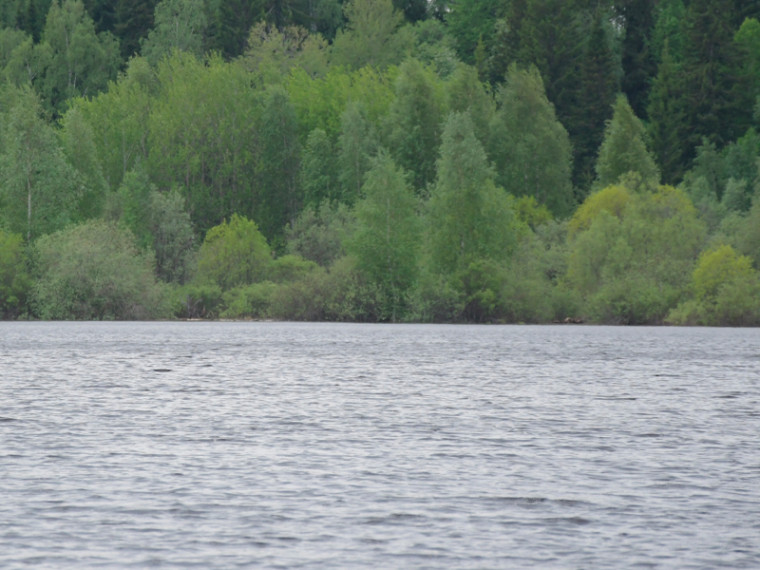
[1,322,759,568]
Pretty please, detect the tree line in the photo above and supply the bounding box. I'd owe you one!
[1,0,760,325]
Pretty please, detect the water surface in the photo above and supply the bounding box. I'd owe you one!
[1,322,759,568]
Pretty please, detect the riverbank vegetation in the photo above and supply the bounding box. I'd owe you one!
[2,0,760,325]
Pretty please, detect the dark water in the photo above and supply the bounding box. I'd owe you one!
[1,322,759,568]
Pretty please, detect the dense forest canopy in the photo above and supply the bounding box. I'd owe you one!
[1,0,760,325]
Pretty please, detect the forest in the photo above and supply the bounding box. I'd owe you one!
[1,0,760,325]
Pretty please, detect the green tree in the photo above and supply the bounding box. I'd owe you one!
[40,0,120,113]
[427,111,519,276]
[0,88,79,240]
[488,65,574,217]
[444,0,500,67]
[72,56,156,191]
[618,0,657,119]
[445,63,494,145]
[148,54,260,233]
[668,244,760,326]
[349,150,421,321]
[595,94,659,189]
[148,189,195,283]
[195,214,271,290]
[285,201,351,266]
[337,101,379,204]
[385,58,445,192]
[32,220,169,319]
[647,40,687,183]
[114,0,158,57]
[566,184,706,323]
[301,128,338,208]
[0,230,31,319]
[140,0,207,64]
[58,105,109,219]
[570,10,620,191]
[257,86,302,244]
[240,22,328,85]
[330,0,411,70]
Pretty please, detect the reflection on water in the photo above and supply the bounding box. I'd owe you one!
[1,322,759,568]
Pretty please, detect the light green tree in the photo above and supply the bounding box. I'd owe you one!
[330,0,412,70]
[349,150,421,321]
[566,185,706,323]
[0,88,79,240]
[668,244,760,326]
[195,214,271,290]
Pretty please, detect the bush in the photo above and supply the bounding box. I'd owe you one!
[33,221,169,320]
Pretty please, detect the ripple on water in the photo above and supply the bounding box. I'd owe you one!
[0,322,758,569]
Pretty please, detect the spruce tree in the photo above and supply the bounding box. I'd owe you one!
[595,94,659,189]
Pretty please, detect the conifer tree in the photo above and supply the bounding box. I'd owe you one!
[595,94,659,189]
[488,65,574,217]
[428,111,517,275]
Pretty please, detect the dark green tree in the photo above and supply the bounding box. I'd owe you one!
[647,41,685,183]
[40,0,121,113]
[570,11,619,192]
[257,86,302,245]
[301,128,338,208]
[617,0,657,118]
[488,65,574,217]
[595,94,659,189]
[114,0,158,57]
[140,0,208,64]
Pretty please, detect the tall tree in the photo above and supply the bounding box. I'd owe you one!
[427,111,518,275]
[140,0,207,64]
[257,86,302,245]
[385,58,445,192]
[647,40,685,183]
[617,0,657,118]
[0,88,79,240]
[337,101,379,205]
[677,0,745,165]
[595,94,659,189]
[349,150,421,321]
[330,0,411,70]
[488,65,574,217]
[40,0,121,113]
[570,10,620,192]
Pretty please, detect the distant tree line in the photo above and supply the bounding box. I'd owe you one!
[1,0,760,325]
